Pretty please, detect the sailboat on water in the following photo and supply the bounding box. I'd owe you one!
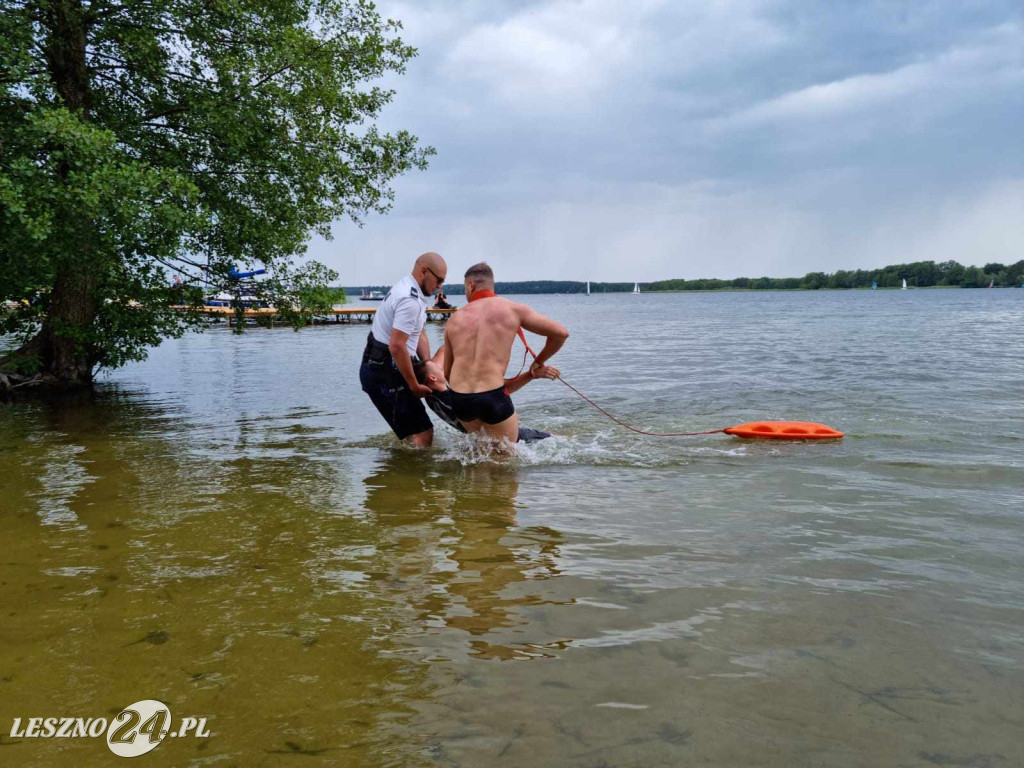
[633,282,640,294]
[586,280,591,296]
[901,278,908,290]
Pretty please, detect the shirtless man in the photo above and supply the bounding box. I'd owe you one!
[442,262,569,443]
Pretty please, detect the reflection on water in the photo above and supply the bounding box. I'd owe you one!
[1,399,440,766]
[362,455,564,662]
[1,290,1023,766]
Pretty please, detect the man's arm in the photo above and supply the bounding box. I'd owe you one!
[389,330,431,397]
[442,329,454,384]
[431,344,445,367]
[504,364,559,394]
[517,305,569,368]
[416,329,430,363]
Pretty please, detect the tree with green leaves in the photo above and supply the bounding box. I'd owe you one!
[1,0,431,393]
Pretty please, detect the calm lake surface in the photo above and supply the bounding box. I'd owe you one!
[2,289,1022,767]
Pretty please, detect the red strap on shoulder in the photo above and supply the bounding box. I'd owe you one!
[518,328,538,359]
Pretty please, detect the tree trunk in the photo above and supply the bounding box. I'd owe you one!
[43,0,91,116]
[45,260,100,384]
[0,0,100,394]
[1,262,99,393]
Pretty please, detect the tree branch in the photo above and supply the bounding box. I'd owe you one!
[90,70,152,105]
[138,104,190,123]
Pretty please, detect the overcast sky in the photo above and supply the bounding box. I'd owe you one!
[308,0,1024,284]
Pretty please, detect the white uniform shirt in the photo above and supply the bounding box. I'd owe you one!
[370,274,428,357]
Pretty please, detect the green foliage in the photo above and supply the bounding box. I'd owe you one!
[1,0,430,379]
[800,272,827,290]
[263,262,344,330]
[0,107,208,369]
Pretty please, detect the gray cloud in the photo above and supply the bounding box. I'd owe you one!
[307,1,1024,283]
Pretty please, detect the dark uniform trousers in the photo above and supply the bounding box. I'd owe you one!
[359,333,433,440]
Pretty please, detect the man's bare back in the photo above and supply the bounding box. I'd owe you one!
[445,297,522,393]
[443,263,569,444]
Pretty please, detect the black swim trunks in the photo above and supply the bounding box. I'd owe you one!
[426,390,550,442]
[448,385,516,425]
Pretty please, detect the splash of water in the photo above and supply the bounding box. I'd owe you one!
[432,426,747,468]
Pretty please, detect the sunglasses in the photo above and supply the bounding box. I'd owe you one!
[425,266,445,285]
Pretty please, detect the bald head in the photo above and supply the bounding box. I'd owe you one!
[412,251,447,295]
[414,251,445,273]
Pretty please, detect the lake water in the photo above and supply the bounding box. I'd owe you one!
[1,289,1022,767]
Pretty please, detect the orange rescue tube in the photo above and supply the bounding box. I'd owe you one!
[724,421,844,440]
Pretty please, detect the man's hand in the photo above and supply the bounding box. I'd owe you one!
[505,363,560,395]
[530,362,560,380]
[390,329,432,398]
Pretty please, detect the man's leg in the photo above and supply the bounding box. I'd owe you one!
[459,417,484,434]
[394,395,434,447]
[459,416,518,450]
[361,362,434,445]
[454,389,519,445]
[481,412,519,444]
[406,427,433,448]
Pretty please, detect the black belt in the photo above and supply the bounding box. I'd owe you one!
[362,332,421,367]
[363,332,392,364]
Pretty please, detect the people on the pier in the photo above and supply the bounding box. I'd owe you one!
[359,252,447,447]
[433,290,453,309]
[442,262,569,445]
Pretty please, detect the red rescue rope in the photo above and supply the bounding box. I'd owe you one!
[516,321,724,437]
[548,376,727,437]
[467,288,725,437]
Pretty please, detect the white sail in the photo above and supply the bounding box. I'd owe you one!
[586,280,591,296]
[633,282,640,294]
[901,278,907,290]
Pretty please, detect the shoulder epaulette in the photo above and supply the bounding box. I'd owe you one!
[409,288,418,298]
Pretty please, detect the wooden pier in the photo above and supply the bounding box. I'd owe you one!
[183,305,457,326]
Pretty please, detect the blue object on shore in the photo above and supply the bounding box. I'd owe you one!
[229,267,267,279]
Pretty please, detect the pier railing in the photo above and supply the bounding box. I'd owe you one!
[173,306,457,326]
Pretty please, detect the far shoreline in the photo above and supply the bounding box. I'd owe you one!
[346,258,1022,296]
[634,284,973,294]
[344,283,1012,296]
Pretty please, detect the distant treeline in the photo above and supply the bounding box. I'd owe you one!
[648,260,1024,291]
[497,281,635,294]
[343,260,1024,296]
[342,281,635,295]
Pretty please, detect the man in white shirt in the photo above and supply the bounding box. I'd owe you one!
[360,252,448,447]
